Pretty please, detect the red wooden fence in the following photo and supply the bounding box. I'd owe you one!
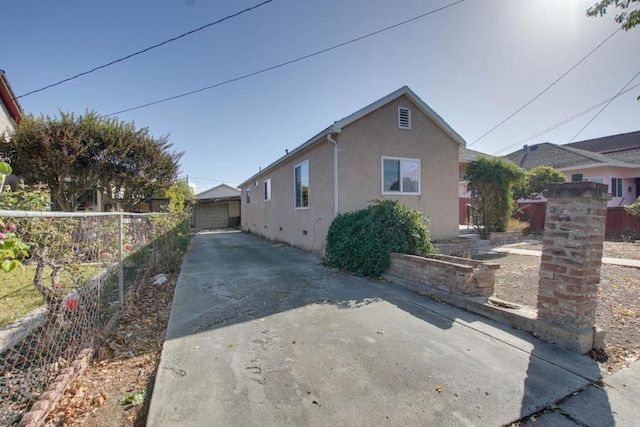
[518,202,640,239]
[459,197,640,239]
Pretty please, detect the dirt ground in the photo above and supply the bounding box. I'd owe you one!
[42,240,638,425]
[44,274,177,427]
[478,240,640,374]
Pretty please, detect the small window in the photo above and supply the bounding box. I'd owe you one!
[294,160,309,209]
[382,157,420,194]
[264,178,271,201]
[586,177,604,184]
[611,177,623,197]
[398,107,411,129]
[245,188,250,204]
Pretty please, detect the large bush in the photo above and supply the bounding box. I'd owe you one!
[465,157,524,238]
[325,200,434,277]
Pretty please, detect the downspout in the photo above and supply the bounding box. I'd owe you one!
[327,132,340,217]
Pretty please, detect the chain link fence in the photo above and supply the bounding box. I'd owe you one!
[0,211,187,426]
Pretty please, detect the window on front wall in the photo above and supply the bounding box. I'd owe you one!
[264,178,271,201]
[245,188,250,204]
[612,177,623,197]
[586,177,604,184]
[382,157,420,194]
[294,160,309,209]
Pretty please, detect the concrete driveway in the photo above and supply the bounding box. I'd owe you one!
[147,231,609,426]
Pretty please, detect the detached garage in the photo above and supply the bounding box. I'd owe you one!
[192,184,241,230]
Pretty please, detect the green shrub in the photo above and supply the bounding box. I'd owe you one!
[325,200,434,277]
[626,196,640,219]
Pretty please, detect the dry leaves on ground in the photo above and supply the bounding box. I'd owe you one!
[45,274,177,427]
[486,240,640,373]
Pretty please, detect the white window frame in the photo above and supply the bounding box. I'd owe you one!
[294,160,309,209]
[381,156,421,195]
[245,188,250,204]
[263,178,271,201]
[398,107,411,130]
[611,177,623,197]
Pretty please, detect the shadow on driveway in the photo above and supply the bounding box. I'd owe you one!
[148,231,612,426]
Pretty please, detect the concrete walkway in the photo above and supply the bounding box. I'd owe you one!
[484,245,640,268]
[148,231,638,426]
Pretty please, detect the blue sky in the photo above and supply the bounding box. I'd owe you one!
[4,0,639,192]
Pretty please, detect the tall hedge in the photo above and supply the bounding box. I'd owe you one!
[325,200,434,277]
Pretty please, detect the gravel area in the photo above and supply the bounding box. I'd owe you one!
[475,240,640,372]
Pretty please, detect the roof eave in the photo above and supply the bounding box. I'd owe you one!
[0,71,24,124]
[238,125,334,188]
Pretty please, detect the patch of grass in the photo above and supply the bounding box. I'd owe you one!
[0,264,101,327]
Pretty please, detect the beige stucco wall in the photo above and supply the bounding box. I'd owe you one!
[241,94,460,253]
[241,141,335,252]
[336,95,459,241]
[229,199,240,217]
[0,102,14,140]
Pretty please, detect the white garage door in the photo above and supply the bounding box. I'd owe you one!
[196,203,228,229]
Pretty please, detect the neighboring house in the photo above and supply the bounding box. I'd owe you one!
[458,146,492,198]
[239,86,465,253]
[0,70,23,140]
[504,131,640,207]
[458,146,493,224]
[192,184,241,229]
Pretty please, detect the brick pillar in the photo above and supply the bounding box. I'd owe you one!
[535,182,611,353]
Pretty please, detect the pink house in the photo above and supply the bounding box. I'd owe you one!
[505,131,640,208]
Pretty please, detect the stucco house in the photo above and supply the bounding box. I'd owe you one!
[505,130,640,208]
[0,70,23,141]
[239,86,465,253]
[192,184,241,229]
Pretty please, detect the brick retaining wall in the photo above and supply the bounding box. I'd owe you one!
[488,231,523,246]
[387,253,499,297]
[432,239,478,257]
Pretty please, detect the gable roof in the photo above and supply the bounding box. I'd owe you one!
[504,142,639,171]
[196,183,240,200]
[459,146,492,164]
[565,130,640,154]
[0,70,24,125]
[239,86,466,188]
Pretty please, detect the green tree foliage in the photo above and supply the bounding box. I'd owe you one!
[161,180,196,214]
[587,0,640,30]
[465,157,524,237]
[325,200,434,277]
[0,111,183,212]
[626,196,640,218]
[513,166,567,201]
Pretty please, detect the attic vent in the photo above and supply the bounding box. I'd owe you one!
[398,107,411,129]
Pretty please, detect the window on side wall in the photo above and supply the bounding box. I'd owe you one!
[611,177,623,197]
[382,157,420,194]
[245,188,250,204]
[264,178,271,201]
[294,160,309,209]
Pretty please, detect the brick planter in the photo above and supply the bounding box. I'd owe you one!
[386,253,499,297]
[489,231,523,246]
[432,239,478,257]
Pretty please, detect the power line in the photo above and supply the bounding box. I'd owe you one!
[566,68,640,143]
[467,27,621,148]
[491,81,640,155]
[14,0,273,99]
[101,0,465,117]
